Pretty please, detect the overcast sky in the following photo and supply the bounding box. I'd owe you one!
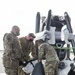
[0,0,75,50]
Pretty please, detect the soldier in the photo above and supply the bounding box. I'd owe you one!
[18,33,36,75]
[3,25,22,75]
[36,39,59,75]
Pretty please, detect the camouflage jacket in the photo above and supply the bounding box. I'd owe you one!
[3,32,22,59]
[19,37,36,61]
[38,43,59,61]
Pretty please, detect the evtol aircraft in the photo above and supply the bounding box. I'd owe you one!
[20,10,75,75]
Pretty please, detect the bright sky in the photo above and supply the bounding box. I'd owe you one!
[0,0,75,50]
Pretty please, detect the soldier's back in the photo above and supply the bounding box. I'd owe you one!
[3,32,21,58]
[40,43,59,75]
[39,43,59,61]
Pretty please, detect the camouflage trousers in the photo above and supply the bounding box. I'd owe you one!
[45,60,59,75]
[4,68,18,75]
[3,56,19,75]
[18,66,30,75]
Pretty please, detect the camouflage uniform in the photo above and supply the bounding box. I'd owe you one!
[38,43,59,75]
[3,32,22,75]
[18,37,36,75]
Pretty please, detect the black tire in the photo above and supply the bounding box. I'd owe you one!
[32,62,45,75]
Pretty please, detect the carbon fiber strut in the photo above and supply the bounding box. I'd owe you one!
[64,12,75,56]
[35,12,40,57]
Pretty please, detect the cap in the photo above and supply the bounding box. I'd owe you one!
[28,33,36,38]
